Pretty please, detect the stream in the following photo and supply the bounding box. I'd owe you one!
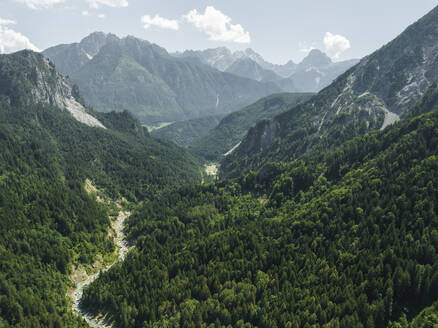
[70,210,131,328]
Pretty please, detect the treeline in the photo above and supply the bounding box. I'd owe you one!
[82,109,438,327]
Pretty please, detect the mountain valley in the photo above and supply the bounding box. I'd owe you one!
[2,3,438,328]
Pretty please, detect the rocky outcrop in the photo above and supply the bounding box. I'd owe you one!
[29,55,106,128]
[0,50,105,128]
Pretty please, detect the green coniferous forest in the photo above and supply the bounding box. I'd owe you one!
[0,52,201,327]
[81,93,438,327]
[2,4,438,328]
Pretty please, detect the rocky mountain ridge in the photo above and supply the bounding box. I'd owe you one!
[175,47,359,92]
[0,50,105,128]
[43,33,280,124]
[221,5,438,177]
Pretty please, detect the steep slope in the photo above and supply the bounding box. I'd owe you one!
[0,50,200,327]
[152,93,312,156]
[44,34,281,124]
[0,50,104,128]
[221,5,438,178]
[81,103,438,328]
[188,93,314,160]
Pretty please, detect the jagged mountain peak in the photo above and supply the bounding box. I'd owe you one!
[221,4,438,177]
[204,46,232,55]
[44,33,280,124]
[80,31,110,47]
[173,45,356,91]
[299,49,332,69]
[240,48,266,62]
[77,32,120,59]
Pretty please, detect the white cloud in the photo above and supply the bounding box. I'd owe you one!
[323,32,350,60]
[97,13,106,19]
[14,0,65,9]
[82,10,89,16]
[88,0,128,9]
[141,15,179,31]
[299,41,316,54]
[184,6,250,43]
[0,19,17,25]
[0,19,40,53]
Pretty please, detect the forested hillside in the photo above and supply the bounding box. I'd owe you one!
[152,93,313,159]
[189,93,313,161]
[151,115,223,149]
[4,3,438,328]
[221,5,438,178]
[82,102,438,327]
[0,51,200,327]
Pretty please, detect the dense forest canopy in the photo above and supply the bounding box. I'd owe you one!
[3,4,438,328]
[0,51,201,327]
[82,102,438,327]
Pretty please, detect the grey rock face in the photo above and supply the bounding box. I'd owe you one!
[30,56,106,128]
[0,50,105,128]
[221,5,438,176]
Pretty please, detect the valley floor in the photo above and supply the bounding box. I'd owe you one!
[70,210,132,328]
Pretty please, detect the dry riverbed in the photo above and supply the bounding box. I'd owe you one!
[68,210,132,328]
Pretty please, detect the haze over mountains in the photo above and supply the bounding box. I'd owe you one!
[78,7,438,327]
[43,33,281,124]
[175,47,359,93]
[147,47,356,152]
[222,5,438,177]
[43,33,357,125]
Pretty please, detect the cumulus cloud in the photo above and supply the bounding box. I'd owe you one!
[0,19,40,53]
[14,0,65,9]
[88,0,128,9]
[184,6,250,43]
[141,15,179,30]
[323,32,350,60]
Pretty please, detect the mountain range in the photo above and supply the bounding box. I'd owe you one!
[3,4,438,328]
[221,4,438,178]
[78,6,438,327]
[43,33,281,124]
[175,47,359,92]
[43,34,357,125]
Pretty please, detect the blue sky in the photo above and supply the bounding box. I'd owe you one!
[0,0,437,63]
